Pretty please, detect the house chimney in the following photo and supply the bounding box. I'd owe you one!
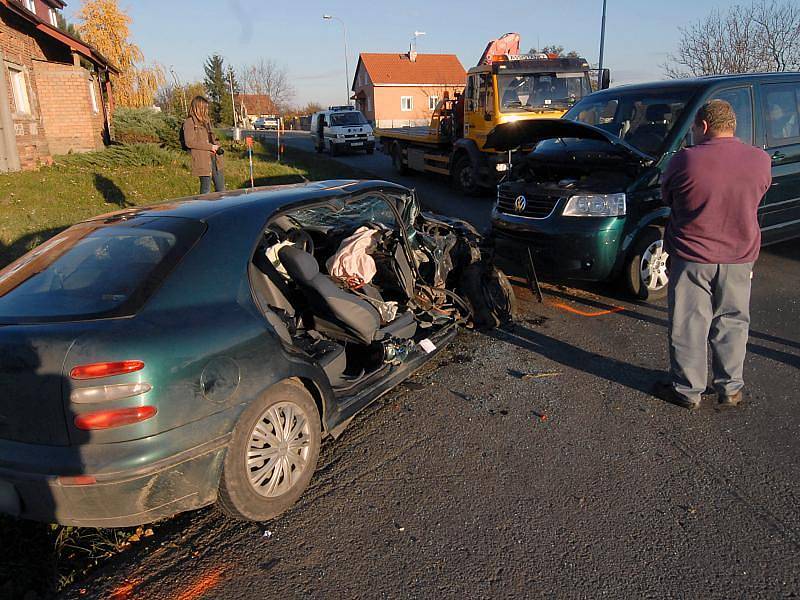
[408,42,417,62]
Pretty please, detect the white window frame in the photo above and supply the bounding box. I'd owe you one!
[400,96,413,112]
[428,95,439,111]
[8,66,31,115]
[88,78,99,113]
[49,8,59,27]
[23,0,35,13]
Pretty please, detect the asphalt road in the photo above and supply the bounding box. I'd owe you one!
[63,136,800,599]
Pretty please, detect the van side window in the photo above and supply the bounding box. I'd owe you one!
[714,87,754,145]
[763,83,800,145]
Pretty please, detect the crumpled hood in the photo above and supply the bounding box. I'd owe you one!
[484,118,654,162]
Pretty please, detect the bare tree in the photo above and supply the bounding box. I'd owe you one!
[238,59,295,111]
[664,1,800,77]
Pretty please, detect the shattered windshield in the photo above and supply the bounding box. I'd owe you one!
[498,73,591,112]
[330,112,368,126]
[289,195,398,230]
[563,87,697,156]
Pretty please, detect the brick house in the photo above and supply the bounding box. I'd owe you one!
[0,0,118,171]
[352,52,465,128]
[234,93,276,124]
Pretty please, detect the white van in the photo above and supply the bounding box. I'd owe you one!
[310,106,375,155]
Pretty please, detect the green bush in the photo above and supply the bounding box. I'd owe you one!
[112,107,182,150]
[54,144,186,169]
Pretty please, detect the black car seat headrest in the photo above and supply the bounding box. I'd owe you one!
[279,245,320,283]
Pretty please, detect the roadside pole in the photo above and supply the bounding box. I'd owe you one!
[246,135,254,188]
[598,0,607,89]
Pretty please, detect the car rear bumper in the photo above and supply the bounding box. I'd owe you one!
[0,414,232,528]
[490,209,626,282]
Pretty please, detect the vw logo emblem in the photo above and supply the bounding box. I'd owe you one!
[514,195,527,212]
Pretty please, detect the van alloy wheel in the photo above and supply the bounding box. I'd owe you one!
[640,239,669,291]
[247,401,312,498]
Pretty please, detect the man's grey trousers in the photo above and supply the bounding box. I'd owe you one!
[668,258,754,402]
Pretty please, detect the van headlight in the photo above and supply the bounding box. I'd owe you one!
[563,193,626,217]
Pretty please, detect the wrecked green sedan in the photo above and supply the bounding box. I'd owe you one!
[0,180,513,527]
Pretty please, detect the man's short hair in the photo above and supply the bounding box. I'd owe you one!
[695,99,737,136]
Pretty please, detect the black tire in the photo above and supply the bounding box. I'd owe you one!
[624,227,669,301]
[315,142,323,154]
[366,147,374,155]
[217,380,321,522]
[329,141,339,156]
[452,155,482,196]
[459,264,517,330]
[392,143,408,174]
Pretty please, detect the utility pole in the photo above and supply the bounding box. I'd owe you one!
[323,15,350,105]
[598,0,607,89]
[228,69,237,127]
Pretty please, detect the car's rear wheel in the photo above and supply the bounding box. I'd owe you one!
[218,380,321,522]
[624,227,669,301]
[460,264,517,330]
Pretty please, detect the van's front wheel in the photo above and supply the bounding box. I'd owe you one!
[624,227,669,301]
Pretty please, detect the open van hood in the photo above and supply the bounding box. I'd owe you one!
[484,119,655,163]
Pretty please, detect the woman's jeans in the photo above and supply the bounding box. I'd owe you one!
[199,156,225,194]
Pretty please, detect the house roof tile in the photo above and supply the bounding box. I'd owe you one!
[357,53,465,87]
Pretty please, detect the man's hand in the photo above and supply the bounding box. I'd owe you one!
[211,144,220,153]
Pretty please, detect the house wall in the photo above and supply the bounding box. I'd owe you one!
[371,85,463,128]
[0,8,53,169]
[0,7,107,170]
[33,60,104,155]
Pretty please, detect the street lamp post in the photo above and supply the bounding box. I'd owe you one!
[323,14,350,106]
[597,0,607,89]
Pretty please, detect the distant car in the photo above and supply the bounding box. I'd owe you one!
[254,116,279,130]
[0,180,513,527]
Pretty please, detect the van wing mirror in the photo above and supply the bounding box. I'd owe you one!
[600,69,611,90]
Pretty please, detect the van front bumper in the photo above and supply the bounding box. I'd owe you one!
[490,208,626,282]
[333,139,374,152]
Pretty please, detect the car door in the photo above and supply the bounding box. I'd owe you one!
[759,81,800,244]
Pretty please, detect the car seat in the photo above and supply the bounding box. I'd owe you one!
[278,246,416,345]
[627,104,671,155]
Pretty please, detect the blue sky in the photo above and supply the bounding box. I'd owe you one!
[65,0,727,107]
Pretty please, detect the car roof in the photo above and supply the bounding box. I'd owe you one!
[83,180,411,224]
[603,72,800,95]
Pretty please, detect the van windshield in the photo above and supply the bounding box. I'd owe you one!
[330,112,368,126]
[0,216,205,323]
[563,87,697,156]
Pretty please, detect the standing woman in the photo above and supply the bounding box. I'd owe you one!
[183,96,225,194]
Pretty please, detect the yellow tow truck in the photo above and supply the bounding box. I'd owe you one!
[376,33,609,195]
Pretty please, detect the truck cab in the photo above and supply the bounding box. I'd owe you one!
[463,55,596,150]
[310,106,376,156]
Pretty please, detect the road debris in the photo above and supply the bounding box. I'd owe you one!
[262,530,273,539]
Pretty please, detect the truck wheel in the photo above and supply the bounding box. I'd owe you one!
[329,141,339,156]
[217,380,321,522]
[452,156,481,196]
[392,143,408,174]
[624,227,669,301]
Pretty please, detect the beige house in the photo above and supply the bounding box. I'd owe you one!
[352,52,465,128]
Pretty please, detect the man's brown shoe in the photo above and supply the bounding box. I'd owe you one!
[653,381,700,410]
[719,390,743,407]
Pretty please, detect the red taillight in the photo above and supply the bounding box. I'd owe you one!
[57,475,97,486]
[74,406,157,430]
[70,360,145,380]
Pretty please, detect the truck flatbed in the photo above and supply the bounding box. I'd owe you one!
[374,126,449,147]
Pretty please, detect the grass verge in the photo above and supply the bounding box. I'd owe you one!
[0,140,363,598]
[0,140,362,268]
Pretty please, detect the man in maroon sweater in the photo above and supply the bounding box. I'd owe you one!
[655,99,772,410]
